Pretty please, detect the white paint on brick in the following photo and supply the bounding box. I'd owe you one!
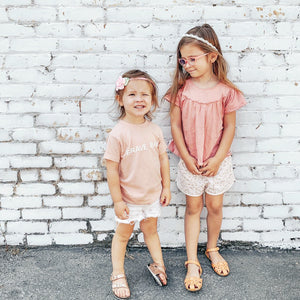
[0,1,299,249]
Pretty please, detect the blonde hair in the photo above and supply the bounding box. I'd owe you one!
[165,24,242,103]
[114,70,158,121]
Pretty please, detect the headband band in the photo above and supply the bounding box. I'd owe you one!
[182,34,218,52]
[115,76,155,91]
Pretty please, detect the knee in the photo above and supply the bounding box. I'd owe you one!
[140,219,157,236]
[206,201,222,215]
[186,201,203,216]
[114,226,133,243]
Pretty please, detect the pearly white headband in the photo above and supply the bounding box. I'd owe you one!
[182,34,218,53]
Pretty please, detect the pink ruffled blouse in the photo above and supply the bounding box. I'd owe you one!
[166,79,246,165]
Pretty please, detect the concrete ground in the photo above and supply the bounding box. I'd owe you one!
[0,245,299,300]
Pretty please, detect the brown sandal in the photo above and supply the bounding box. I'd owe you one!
[205,247,230,277]
[147,263,167,286]
[184,260,203,292]
[110,273,130,299]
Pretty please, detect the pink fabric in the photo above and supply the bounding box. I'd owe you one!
[104,120,167,205]
[166,79,246,165]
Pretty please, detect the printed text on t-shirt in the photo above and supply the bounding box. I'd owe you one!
[123,141,159,157]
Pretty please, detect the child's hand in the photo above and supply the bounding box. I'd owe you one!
[114,201,130,220]
[184,156,202,175]
[160,187,171,207]
[199,157,221,177]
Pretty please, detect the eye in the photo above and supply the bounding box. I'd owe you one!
[190,57,196,63]
[128,93,135,96]
[143,93,150,96]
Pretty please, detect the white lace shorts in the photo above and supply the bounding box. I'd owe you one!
[115,199,161,225]
[177,156,235,196]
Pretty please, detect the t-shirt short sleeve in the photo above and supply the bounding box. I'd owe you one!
[103,135,121,163]
[157,127,167,155]
[225,88,246,113]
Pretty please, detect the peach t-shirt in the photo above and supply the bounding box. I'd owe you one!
[166,79,246,165]
[104,120,167,205]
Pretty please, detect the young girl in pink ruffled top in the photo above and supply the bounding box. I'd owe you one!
[165,24,246,292]
[104,70,171,299]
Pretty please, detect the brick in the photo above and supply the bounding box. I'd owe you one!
[39,141,81,154]
[0,24,34,37]
[5,54,51,68]
[0,209,20,221]
[1,196,42,209]
[58,7,104,21]
[12,128,55,141]
[60,169,81,180]
[55,69,100,84]
[0,129,11,142]
[7,7,57,22]
[223,207,262,219]
[54,156,97,168]
[27,235,52,246]
[283,192,300,205]
[242,193,282,205]
[20,170,39,182]
[3,234,24,246]
[82,169,102,181]
[62,207,101,219]
[263,206,293,218]
[36,23,82,37]
[8,70,53,84]
[11,156,52,168]
[88,195,112,206]
[243,219,284,231]
[90,220,115,231]
[16,183,56,196]
[52,100,80,113]
[57,127,103,141]
[107,7,152,22]
[0,143,36,155]
[266,180,300,192]
[221,231,260,242]
[40,169,60,182]
[7,221,48,234]
[83,141,106,154]
[22,208,61,220]
[58,182,94,195]
[49,221,87,233]
[52,233,93,245]
[36,114,80,127]
[0,170,17,182]
[10,39,57,52]
[43,196,83,207]
[0,115,33,128]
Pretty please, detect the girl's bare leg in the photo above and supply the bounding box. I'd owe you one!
[140,217,167,285]
[185,195,204,288]
[111,222,134,299]
[205,193,229,274]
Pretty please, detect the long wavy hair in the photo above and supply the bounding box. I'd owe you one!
[114,69,158,121]
[165,24,242,103]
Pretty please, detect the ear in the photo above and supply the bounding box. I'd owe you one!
[209,52,218,63]
[116,94,123,106]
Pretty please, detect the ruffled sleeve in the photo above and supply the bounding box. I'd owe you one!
[224,88,246,113]
[164,88,183,108]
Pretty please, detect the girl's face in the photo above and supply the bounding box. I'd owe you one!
[179,43,217,79]
[117,79,153,124]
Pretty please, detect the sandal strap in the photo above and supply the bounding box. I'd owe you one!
[205,247,220,253]
[148,263,167,278]
[184,260,201,268]
[110,273,126,281]
[112,283,128,289]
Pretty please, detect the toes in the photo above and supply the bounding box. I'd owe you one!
[159,274,167,285]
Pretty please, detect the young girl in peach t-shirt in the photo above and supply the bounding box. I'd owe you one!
[104,70,171,299]
[165,24,246,292]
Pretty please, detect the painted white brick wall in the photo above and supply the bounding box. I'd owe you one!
[0,0,299,249]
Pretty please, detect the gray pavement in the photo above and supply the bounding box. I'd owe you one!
[0,245,299,300]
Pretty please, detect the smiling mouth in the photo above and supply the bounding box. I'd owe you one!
[134,105,146,109]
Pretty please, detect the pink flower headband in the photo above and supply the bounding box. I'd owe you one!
[115,76,155,91]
